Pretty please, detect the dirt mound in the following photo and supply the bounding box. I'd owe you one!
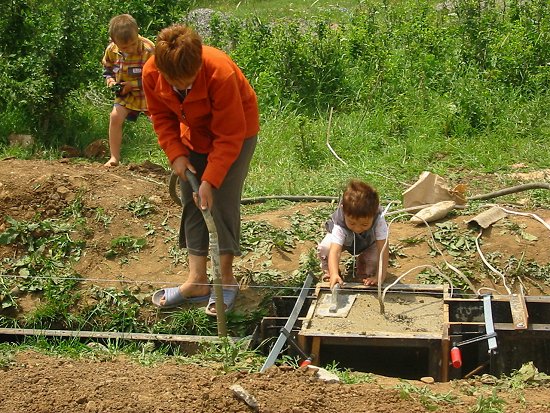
[0,158,549,412]
[1,350,550,413]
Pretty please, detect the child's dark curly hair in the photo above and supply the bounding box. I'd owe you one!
[341,180,379,219]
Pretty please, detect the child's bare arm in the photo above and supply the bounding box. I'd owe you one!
[328,243,343,288]
[362,239,389,286]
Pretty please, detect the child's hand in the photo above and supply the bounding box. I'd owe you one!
[362,276,382,286]
[120,82,132,96]
[329,274,343,289]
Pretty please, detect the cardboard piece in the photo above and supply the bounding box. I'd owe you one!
[410,200,457,224]
[466,206,508,229]
[403,171,467,209]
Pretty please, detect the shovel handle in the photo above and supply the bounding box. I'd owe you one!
[184,169,200,193]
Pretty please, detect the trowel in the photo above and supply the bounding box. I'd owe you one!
[329,283,341,313]
[316,283,357,318]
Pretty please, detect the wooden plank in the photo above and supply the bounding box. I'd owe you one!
[305,335,441,348]
[447,321,485,326]
[493,323,550,332]
[427,341,443,382]
[445,296,511,303]
[311,337,321,365]
[318,282,445,294]
[525,296,550,304]
[0,328,238,343]
[447,322,550,331]
[440,339,451,382]
[301,297,317,330]
[299,330,443,340]
[509,291,529,330]
[297,334,308,355]
[445,295,550,304]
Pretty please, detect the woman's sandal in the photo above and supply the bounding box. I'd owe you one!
[205,287,239,316]
[151,286,210,309]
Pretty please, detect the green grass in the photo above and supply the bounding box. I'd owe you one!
[194,0,364,20]
[248,100,550,201]
[396,380,458,410]
[470,390,506,413]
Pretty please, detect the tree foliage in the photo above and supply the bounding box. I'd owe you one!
[0,0,193,142]
[1,0,549,145]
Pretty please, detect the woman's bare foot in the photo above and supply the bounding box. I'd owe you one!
[104,157,119,167]
[159,282,210,306]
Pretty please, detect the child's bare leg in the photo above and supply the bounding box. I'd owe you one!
[317,234,331,281]
[105,105,128,166]
[356,244,379,284]
[158,254,210,306]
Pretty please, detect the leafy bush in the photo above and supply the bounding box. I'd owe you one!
[1,0,549,170]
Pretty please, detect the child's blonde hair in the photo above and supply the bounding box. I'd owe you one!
[109,14,138,44]
[342,180,379,219]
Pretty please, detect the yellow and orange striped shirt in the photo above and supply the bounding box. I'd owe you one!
[102,35,154,112]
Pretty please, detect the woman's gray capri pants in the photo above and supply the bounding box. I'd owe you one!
[178,136,257,256]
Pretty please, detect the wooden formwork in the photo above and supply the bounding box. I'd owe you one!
[298,283,450,381]
[295,283,550,381]
[445,294,550,379]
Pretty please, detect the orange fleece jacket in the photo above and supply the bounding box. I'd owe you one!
[142,46,259,188]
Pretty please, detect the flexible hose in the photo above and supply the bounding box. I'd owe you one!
[168,171,549,207]
[468,182,550,200]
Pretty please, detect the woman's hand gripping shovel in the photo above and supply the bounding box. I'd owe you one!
[185,170,228,337]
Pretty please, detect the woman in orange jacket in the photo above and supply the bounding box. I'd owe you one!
[144,25,259,316]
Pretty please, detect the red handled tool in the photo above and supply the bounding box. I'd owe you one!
[280,327,314,368]
[451,295,498,369]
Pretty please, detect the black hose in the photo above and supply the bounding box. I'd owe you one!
[168,171,549,207]
[168,172,338,206]
[468,182,550,201]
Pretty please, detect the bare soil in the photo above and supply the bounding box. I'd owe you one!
[0,158,549,412]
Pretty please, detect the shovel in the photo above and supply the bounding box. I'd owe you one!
[185,169,227,337]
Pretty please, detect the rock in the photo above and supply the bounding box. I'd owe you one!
[75,396,88,404]
[56,186,71,198]
[308,366,340,383]
[230,384,259,411]
[8,133,34,147]
[59,145,81,158]
[84,139,109,159]
[86,342,108,352]
[480,374,498,385]
[148,195,163,205]
[420,376,435,384]
[85,400,99,413]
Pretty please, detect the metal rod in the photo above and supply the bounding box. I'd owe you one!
[455,332,497,348]
[482,295,498,352]
[0,328,239,343]
[280,328,311,360]
[260,273,314,372]
[464,360,490,379]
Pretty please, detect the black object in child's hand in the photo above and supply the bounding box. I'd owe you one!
[111,82,124,97]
